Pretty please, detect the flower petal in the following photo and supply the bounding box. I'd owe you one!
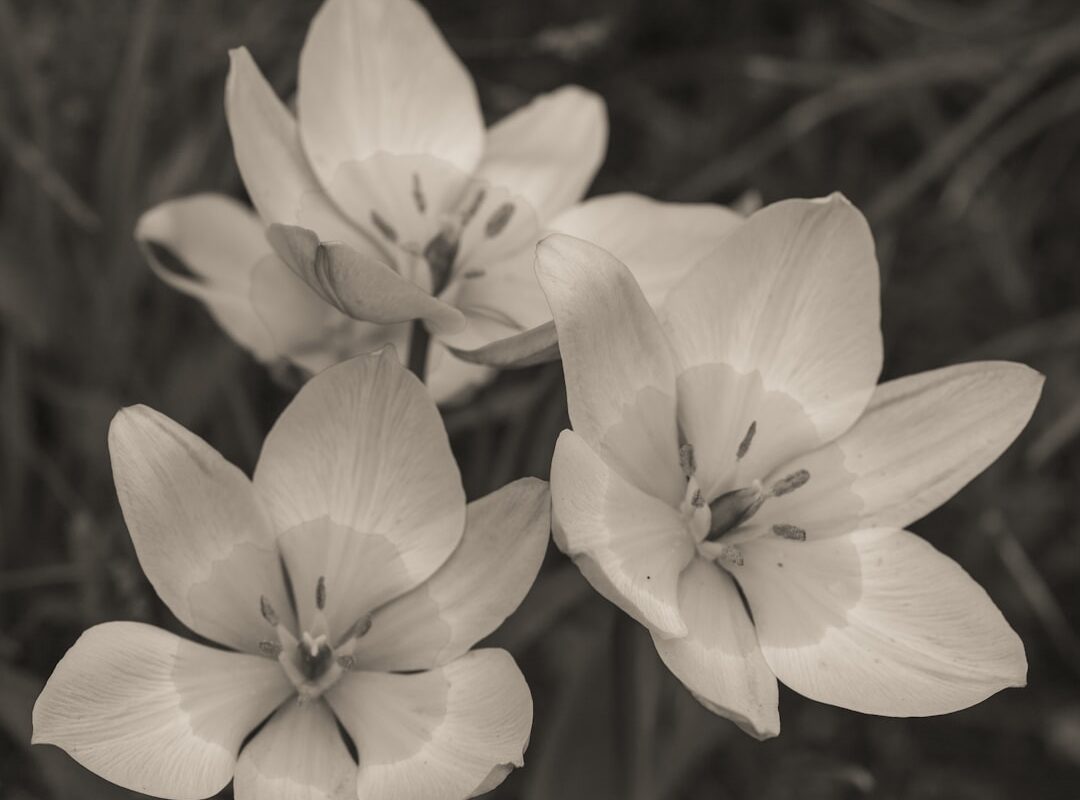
[551,430,693,638]
[662,194,882,445]
[536,233,683,505]
[135,194,277,361]
[266,225,467,334]
[327,649,532,800]
[226,48,359,241]
[355,478,550,671]
[652,558,779,739]
[233,700,355,800]
[447,319,560,369]
[108,405,293,653]
[736,527,1027,716]
[254,350,465,639]
[32,622,292,800]
[477,86,607,224]
[297,0,483,189]
[549,193,743,306]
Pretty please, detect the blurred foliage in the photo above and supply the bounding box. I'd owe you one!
[2,0,1080,798]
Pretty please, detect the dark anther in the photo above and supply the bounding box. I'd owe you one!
[412,173,426,214]
[772,523,807,541]
[771,470,810,497]
[679,443,696,478]
[736,421,757,460]
[463,269,486,279]
[260,596,279,626]
[258,640,282,658]
[461,189,486,228]
[485,202,515,238]
[315,576,326,611]
[370,210,398,243]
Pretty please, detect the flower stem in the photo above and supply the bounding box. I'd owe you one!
[406,319,430,383]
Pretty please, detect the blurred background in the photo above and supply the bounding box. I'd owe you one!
[2,0,1080,797]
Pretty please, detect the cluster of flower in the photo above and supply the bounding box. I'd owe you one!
[32,0,1043,798]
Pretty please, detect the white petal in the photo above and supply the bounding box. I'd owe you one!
[226,48,351,235]
[549,193,743,306]
[662,194,882,444]
[135,194,277,361]
[254,350,465,639]
[477,86,607,223]
[233,700,355,800]
[32,622,292,800]
[297,0,483,188]
[355,478,550,671]
[736,527,1027,716]
[652,559,779,739]
[266,225,466,334]
[108,406,293,653]
[424,339,497,405]
[327,649,532,800]
[536,234,683,505]
[446,319,559,370]
[551,430,693,638]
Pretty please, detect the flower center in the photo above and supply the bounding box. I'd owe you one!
[258,576,371,702]
[679,420,812,568]
[369,173,518,296]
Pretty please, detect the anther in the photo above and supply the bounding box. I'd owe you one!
[460,188,486,228]
[412,173,426,214]
[772,523,807,541]
[717,544,744,568]
[679,443,697,479]
[258,640,282,658]
[736,421,757,460]
[463,269,486,279]
[370,210,398,243]
[423,229,459,294]
[771,470,810,497]
[315,576,326,611]
[344,615,372,641]
[485,202,515,238]
[260,596,279,626]
[691,488,704,508]
[337,654,356,670]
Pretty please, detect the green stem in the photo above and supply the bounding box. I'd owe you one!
[406,318,430,383]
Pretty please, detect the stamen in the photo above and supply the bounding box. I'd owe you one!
[679,443,697,479]
[315,576,326,611]
[370,210,398,243]
[691,488,704,508]
[736,421,756,460]
[772,523,807,541]
[260,596,279,626]
[707,481,765,541]
[771,469,810,497]
[258,640,282,658]
[337,654,356,670]
[412,173,427,214]
[716,544,744,568]
[460,188,486,228]
[485,202,515,238]
[463,269,486,279]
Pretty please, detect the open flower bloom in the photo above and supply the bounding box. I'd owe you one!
[135,0,742,403]
[33,350,549,799]
[539,194,1043,739]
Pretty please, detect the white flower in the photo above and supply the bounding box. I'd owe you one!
[33,349,550,799]
[135,0,742,403]
[538,194,1042,739]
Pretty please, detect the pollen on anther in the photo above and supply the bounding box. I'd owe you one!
[461,189,486,227]
[736,421,757,460]
[259,595,279,626]
[691,489,704,508]
[679,443,697,478]
[315,576,327,611]
[771,469,810,497]
[485,202,515,238]
[258,640,281,658]
[772,523,807,541]
[370,210,398,242]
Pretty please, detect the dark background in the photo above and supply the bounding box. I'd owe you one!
[2,1,1080,798]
